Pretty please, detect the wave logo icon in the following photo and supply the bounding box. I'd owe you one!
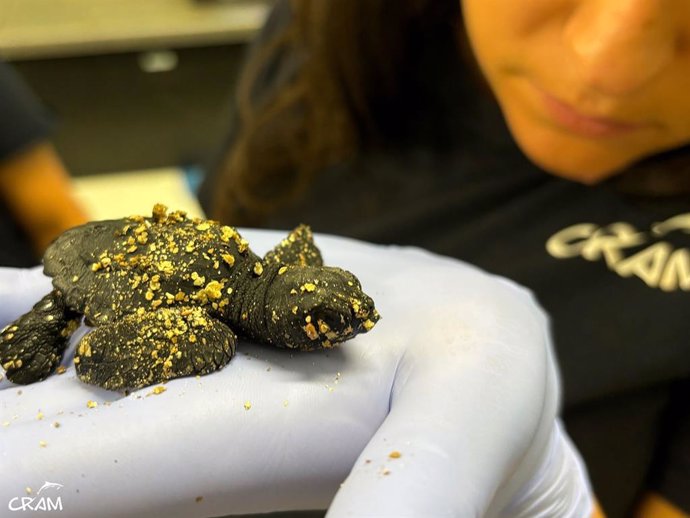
[8,481,64,512]
[36,482,64,495]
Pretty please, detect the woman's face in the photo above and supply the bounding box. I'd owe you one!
[461,0,690,183]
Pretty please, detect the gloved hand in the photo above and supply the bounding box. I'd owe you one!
[0,230,592,518]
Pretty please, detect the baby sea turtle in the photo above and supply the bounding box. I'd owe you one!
[0,204,379,391]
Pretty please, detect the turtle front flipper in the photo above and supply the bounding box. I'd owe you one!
[263,225,323,267]
[74,307,236,391]
[0,291,81,385]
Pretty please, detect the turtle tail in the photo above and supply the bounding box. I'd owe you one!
[0,290,81,385]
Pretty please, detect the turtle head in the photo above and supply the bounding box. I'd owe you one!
[265,264,379,350]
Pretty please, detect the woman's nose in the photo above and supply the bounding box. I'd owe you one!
[563,0,677,96]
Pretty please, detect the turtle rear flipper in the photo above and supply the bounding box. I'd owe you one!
[0,291,81,385]
[75,307,236,391]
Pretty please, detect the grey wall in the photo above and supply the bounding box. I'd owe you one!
[12,44,246,175]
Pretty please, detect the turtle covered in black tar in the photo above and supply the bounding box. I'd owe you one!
[0,204,379,391]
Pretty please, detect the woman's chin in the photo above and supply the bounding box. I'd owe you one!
[522,145,629,184]
[505,114,633,184]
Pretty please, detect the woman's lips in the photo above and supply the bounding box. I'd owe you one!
[534,85,650,138]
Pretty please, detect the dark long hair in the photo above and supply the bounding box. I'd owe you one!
[209,0,462,225]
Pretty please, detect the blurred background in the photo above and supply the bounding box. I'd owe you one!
[0,0,274,219]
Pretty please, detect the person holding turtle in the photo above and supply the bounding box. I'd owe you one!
[8,0,688,515]
[198,1,690,517]
[0,15,591,514]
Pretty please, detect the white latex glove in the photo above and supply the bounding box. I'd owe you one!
[0,230,592,518]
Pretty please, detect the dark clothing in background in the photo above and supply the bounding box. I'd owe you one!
[0,60,53,267]
[199,3,690,516]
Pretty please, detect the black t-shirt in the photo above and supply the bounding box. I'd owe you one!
[0,60,53,267]
[199,5,690,515]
